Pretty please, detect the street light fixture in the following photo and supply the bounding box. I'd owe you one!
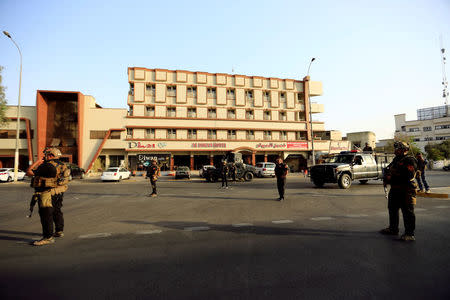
[306,57,316,166]
[3,31,23,182]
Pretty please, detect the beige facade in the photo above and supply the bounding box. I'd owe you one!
[346,131,376,150]
[395,105,450,151]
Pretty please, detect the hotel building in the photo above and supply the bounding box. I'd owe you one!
[0,68,350,172]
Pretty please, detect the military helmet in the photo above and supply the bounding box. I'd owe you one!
[44,147,62,158]
[394,141,409,151]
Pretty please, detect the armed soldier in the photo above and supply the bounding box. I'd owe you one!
[220,160,229,189]
[381,142,418,241]
[146,159,161,197]
[275,156,288,201]
[27,148,70,246]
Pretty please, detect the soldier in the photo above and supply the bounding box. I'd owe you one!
[415,153,431,193]
[363,142,373,152]
[146,159,161,197]
[274,156,288,201]
[220,160,229,189]
[381,141,418,241]
[27,148,70,246]
[229,162,237,182]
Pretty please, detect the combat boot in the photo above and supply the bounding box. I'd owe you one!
[379,228,399,235]
[33,237,55,246]
[399,234,415,241]
[53,231,64,238]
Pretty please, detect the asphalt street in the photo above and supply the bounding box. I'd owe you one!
[0,171,449,299]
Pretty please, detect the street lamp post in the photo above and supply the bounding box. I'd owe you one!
[306,57,316,166]
[3,31,23,182]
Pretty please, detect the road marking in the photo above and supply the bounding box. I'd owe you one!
[232,223,253,227]
[272,220,294,224]
[344,214,369,218]
[310,217,334,221]
[135,230,162,235]
[184,226,210,231]
[434,205,450,209]
[415,208,427,212]
[79,233,112,239]
[190,192,201,195]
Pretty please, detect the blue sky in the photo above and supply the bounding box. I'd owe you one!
[1,0,449,140]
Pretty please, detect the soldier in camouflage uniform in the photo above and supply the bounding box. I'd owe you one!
[27,148,70,246]
[381,142,418,241]
[146,160,161,197]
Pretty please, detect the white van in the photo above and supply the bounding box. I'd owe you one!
[255,162,276,178]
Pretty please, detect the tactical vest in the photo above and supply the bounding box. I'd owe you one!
[31,160,70,191]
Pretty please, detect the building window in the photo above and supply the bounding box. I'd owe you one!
[279,111,287,121]
[409,127,420,132]
[264,110,271,120]
[435,124,450,130]
[246,130,255,140]
[263,91,270,99]
[127,128,133,138]
[146,84,155,95]
[167,86,176,97]
[128,106,133,116]
[424,137,433,141]
[0,129,30,139]
[145,106,155,117]
[401,126,406,132]
[264,131,272,140]
[145,129,155,139]
[298,111,306,121]
[245,90,253,100]
[187,86,197,97]
[423,126,432,132]
[208,129,217,139]
[280,93,286,102]
[188,108,197,118]
[245,109,254,120]
[297,93,304,103]
[168,129,176,139]
[227,130,236,140]
[280,131,287,140]
[296,131,307,140]
[208,108,216,118]
[227,109,236,119]
[227,88,235,99]
[129,83,134,95]
[413,138,420,142]
[207,87,216,98]
[167,107,176,117]
[436,136,446,140]
[188,129,197,139]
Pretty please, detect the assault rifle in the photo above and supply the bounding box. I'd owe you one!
[27,194,38,218]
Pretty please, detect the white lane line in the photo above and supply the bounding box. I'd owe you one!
[415,208,427,212]
[272,220,294,224]
[344,214,369,218]
[434,205,450,209]
[190,192,201,195]
[311,217,334,221]
[184,226,210,231]
[135,230,163,235]
[232,223,253,227]
[79,233,112,239]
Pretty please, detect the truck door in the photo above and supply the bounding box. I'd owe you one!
[363,154,377,178]
[352,155,367,179]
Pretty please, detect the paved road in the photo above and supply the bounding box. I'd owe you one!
[0,172,449,299]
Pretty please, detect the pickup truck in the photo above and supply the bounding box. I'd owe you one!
[309,151,394,189]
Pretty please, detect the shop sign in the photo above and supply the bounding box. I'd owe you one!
[255,142,286,149]
[137,154,170,164]
[128,142,156,149]
[191,142,227,148]
[287,142,308,149]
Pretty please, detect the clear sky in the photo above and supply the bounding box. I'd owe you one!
[1,0,449,140]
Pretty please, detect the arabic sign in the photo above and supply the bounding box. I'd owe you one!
[255,142,286,149]
[287,142,308,149]
[191,142,227,148]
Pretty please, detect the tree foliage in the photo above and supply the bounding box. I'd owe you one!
[377,133,422,155]
[0,66,7,125]
[425,140,450,160]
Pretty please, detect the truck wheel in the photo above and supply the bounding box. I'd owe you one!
[312,179,324,188]
[258,172,262,178]
[359,180,368,184]
[244,172,253,181]
[338,174,352,189]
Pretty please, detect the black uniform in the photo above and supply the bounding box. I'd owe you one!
[385,154,418,236]
[230,164,237,181]
[416,156,430,191]
[221,164,229,187]
[146,164,160,195]
[33,160,65,239]
[275,162,288,200]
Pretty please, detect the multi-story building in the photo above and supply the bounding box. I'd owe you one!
[395,105,450,151]
[0,68,350,172]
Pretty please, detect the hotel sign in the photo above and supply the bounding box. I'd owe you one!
[191,142,227,148]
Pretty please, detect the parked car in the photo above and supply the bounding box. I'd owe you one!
[254,162,276,178]
[175,166,191,179]
[199,165,215,178]
[0,168,26,182]
[66,163,85,180]
[101,167,131,182]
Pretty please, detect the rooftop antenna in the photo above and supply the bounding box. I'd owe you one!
[440,35,448,107]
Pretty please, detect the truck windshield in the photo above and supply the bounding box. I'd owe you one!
[329,155,354,164]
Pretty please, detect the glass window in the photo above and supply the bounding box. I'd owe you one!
[145,129,155,139]
[168,129,176,139]
[145,106,155,117]
[227,130,236,139]
[263,131,272,140]
[187,87,197,97]
[167,107,176,117]
[208,129,217,139]
[246,110,254,120]
[264,111,271,120]
[146,84,155,95]
[207,87,216,98]
[246,130,254,140]
[227,109,236,119]
[227,89,235,99]
[280,131,287,140]
[188,108,197,118]
[188,129,197,139]
[167,86,176,97]
[208,108,216,118]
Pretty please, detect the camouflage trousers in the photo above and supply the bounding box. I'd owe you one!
[39,193,64,238]
[388,188,415,235]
